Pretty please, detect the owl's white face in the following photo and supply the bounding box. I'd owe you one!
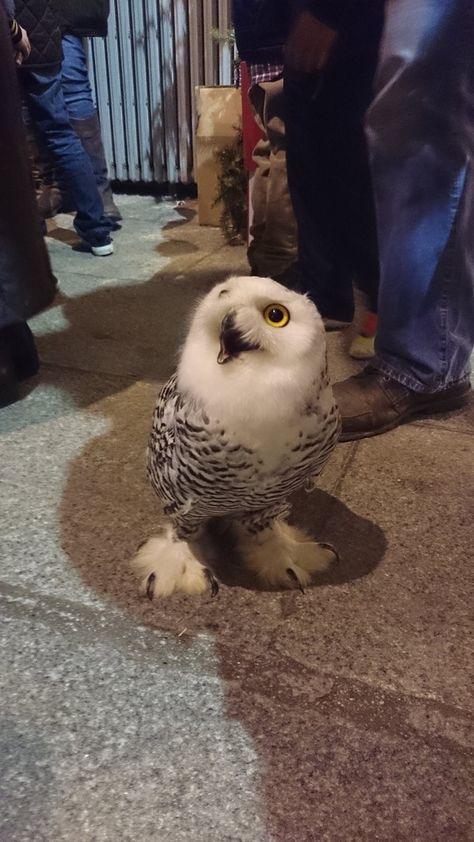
[190,275,325,366]
[178,276,329,426]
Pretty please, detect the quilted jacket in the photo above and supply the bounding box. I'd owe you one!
[60,0,110,38]
[15,0,62,70]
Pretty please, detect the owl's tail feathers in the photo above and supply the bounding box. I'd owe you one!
[130,526,216,599]
[235,519,337,590]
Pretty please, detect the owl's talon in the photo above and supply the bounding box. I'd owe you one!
[319,542,339,563]
[146,572,156,600]
[286,567,305,593]
[205,568,219,597]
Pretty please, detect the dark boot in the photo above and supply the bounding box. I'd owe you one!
[0,323,40,409]
[1,322,39,380]
[25,123,74,218]
[70,111,122,223]
[0,349,19,408]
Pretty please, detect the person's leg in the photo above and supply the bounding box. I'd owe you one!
[370,0,474,391]
[21,67,113,251]
[335,0,473,438]
[23,113,71,218]
[247,139,270,267]
[61,34,121,222]
[285,69,355,321]
[247,78,297,278]
[0,5,55,406]
[60,33,96,120]
[285,40,381,323]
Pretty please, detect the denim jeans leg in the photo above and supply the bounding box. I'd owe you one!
[368,0,474,392]
[21,69,112,246]
[61,34,96,120]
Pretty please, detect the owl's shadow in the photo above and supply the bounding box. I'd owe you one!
[206,487,385,591]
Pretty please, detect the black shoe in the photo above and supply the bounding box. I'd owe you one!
[107,216,122,231]
[0,349,19,408]
[0,322,39,380]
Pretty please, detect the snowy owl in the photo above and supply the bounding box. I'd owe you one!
[131,275,341,598]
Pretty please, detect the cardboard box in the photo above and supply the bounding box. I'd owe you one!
[195,86,242,226]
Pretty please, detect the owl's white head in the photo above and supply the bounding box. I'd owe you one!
[178,276,329,424]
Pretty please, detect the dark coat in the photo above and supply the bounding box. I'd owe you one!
[59,0,110,38]
[301,0,386,52]
[0,4,55,326]
[2,0,16,20]
[232,0,291,63]
[232,0,385,62]
[15,0,62,70]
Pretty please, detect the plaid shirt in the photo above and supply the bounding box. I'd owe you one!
[246,62,284,84]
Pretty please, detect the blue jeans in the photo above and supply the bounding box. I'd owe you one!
[369,0,474,391]
[61,34,96,120]
[21,68,112,246]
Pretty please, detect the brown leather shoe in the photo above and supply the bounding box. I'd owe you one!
[334,367,471,440]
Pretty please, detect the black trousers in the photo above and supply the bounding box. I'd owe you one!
[285,43,382,320]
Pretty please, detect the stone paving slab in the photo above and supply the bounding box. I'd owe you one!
[34,202,248,382]
[1,588,472,842]
[279,424,474,711]
[45,197,238,285]
[0,600,273,842]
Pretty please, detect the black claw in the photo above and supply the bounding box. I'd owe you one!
[205,568,219,598]
[146,572,156,600]
[287,567,305,594]
[320,542,340,563]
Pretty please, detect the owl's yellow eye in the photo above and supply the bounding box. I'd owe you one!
[263,304,290,328]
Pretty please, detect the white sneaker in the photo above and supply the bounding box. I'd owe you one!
[91,241,114,257]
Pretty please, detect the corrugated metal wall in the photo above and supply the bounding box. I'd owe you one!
[88,0,235,185]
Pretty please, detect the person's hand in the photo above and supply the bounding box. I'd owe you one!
[15,26,31,65]
[284,11,338,74]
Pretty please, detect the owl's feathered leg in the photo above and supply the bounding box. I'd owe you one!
[130,517,218,599]
[234,505,337,589]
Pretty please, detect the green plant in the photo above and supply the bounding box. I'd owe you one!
[213,129,247,245]
[210,26,236,47]
[210,26,240,81]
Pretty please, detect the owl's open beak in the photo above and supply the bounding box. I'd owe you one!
[217,312,259,364]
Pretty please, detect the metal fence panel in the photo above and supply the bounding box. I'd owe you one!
[89,0,234,185]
